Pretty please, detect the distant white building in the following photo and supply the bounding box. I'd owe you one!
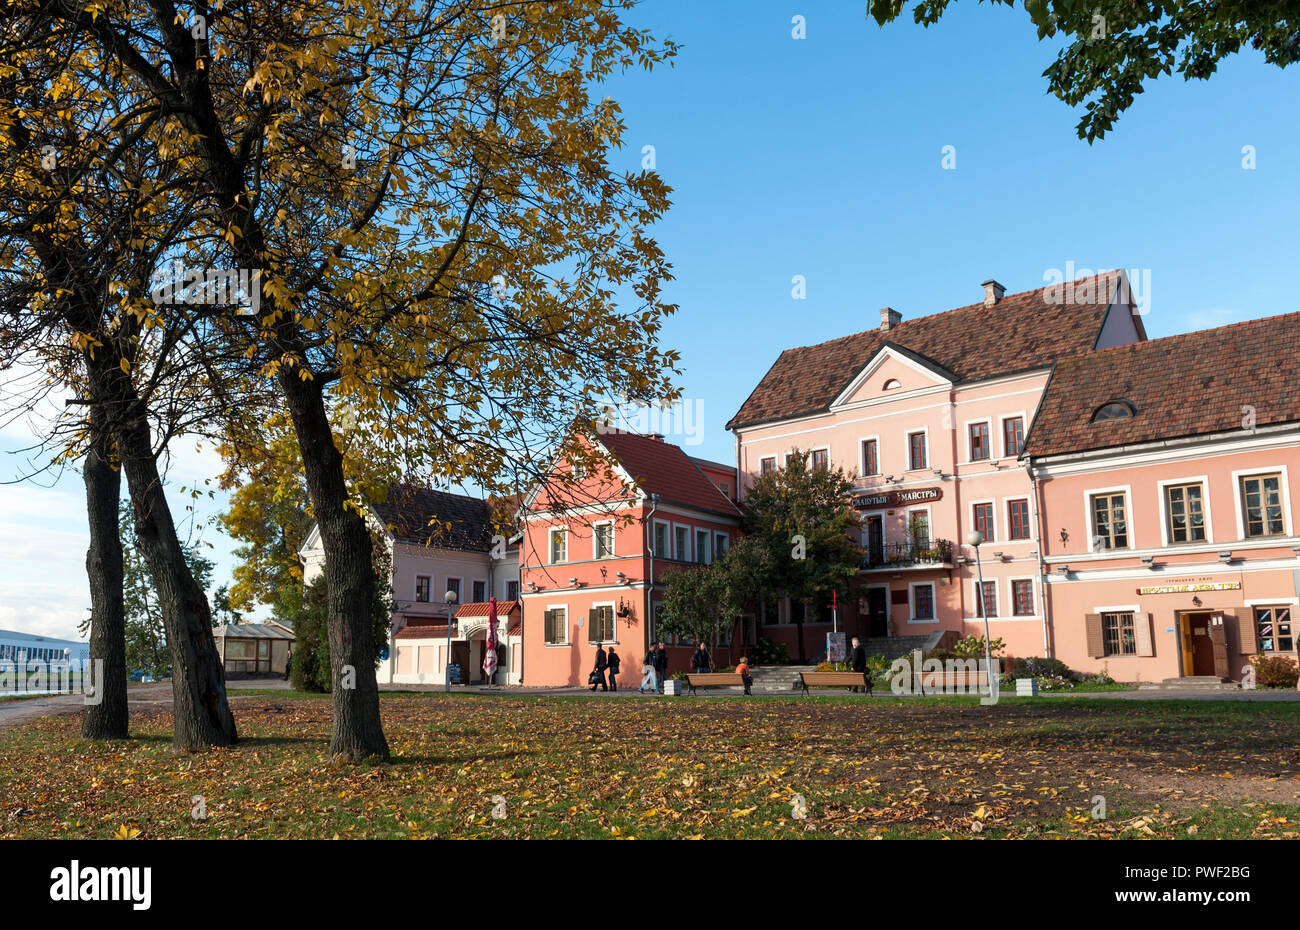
[299,486,522,686]
[0,629,90,664]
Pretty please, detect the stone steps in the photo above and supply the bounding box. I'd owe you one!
[1138,676,1238,692]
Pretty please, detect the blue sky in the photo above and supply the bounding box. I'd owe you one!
[3,1,1296,640]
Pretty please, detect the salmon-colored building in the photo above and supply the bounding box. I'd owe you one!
[1025,312,1300,684]
[727,273,1146,663]
[518,430,742,687]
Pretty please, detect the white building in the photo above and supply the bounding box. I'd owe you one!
[299,485,522,686]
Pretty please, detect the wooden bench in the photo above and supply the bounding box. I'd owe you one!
[798,671,872,695]
[685,672,746,695]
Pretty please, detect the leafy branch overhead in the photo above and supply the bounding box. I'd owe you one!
[869,0,1300,141]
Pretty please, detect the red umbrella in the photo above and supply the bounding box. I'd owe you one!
[483,596,499,683]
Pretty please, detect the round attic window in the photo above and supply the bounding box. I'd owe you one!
[1092,401,1136,423]
[883,379,902,390]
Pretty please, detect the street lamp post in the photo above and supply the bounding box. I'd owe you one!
[967,530,995,700]
[444,589,458,693]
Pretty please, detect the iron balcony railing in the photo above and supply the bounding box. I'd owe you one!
[862,538,954,569]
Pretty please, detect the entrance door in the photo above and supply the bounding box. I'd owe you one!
[867,587,889,638]
[1180,612,1217,676]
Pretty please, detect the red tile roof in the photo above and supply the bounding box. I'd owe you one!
[598,430,742,517]
[727,272,1129,430]
[454,600,521,617]
[1024,311,1300,458]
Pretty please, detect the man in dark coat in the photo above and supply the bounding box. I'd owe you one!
[849,636,869,693]
[654,641,669,693]
[606,646,621,691]
[591,644,608,691]
[691,643,710,675]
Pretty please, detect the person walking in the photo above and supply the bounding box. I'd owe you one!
[591,643,608,692]
[639,645,658,693]
[736,655,753,696]
[691,642,711,675]
[849,636,868,693]
[654,641,669,694]
[606,646,620,692]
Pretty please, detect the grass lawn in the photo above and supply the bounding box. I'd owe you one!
[1,691,1297,839]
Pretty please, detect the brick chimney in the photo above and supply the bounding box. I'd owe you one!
[982,279,1005,307]
[879,307,901,333]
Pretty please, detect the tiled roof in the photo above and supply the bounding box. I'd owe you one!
[727,272,1127,430]
[1024,311,1300,458]
[213,623,294,640]
[454,600,521,618]
[393,609,521,639]
[373,485,515,550]
[599,430,742,517]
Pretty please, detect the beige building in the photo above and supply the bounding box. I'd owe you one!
[299,485,522,686]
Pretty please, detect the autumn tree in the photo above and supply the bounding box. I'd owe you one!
[658,535,772,665]
[0,22,245,746]
[869,0,1300,141]
[25,0,680,761]
[741,450,864,664]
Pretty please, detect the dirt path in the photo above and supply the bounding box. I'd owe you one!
[0,683,173,731]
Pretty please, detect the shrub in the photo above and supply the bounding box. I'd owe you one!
[866,653,891,671]
[816,660,848,672]
[291,568,392,693]
[953,635,1006,659]
[1008,656,1074,680]
[753,637,790,667]
[1252,654,1300,689]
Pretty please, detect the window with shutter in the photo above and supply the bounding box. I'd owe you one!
[1134,612,1154,657]
[1085,613,1105,658]
[1230,609,1256,655]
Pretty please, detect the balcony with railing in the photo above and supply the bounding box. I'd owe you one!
[862,538,954,570]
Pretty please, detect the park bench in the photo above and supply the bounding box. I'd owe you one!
[685,672,746,695]
[798,670,872,695]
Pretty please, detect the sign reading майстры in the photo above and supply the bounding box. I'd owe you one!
[1135,581,1242,595]
[853,487,943,509]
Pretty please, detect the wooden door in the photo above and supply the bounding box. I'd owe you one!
[868,588,889,638]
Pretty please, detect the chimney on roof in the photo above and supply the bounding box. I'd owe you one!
[647,433,665,442]
[879,307,901,333]
[982,279,1006,307]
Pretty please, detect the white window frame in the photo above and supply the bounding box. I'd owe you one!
[859,434,881,477]
[999,411,1028,459]
[808,445,831,471]
[590,601,617,645]
[1083,484,1134,552]
[1156,475,1214,547]
[695,527,712,564]
[758,455,777,475]
[672,523,692,562]
[414,574,432,604]
[909,581,938,623]
[905,427,930,472]
[963,417,994,463]
[1004,496,1032,541]
[972,577,1001,620]
[714,531,730,558]
[905,505,932,548]
[544,604,570,646]
[1008,576,1038,618]
[593,519,616,559]
[471,578,488,603]
[970,498,997,543]
[444,576,463,604]
[549,526,569,564]
[1231,465,1292,541]
[652,519,672,559]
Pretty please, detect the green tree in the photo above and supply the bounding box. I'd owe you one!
[869,0,1300,141]
[658,535,773,664]
[741,450,864,664]
[291,542,393,693]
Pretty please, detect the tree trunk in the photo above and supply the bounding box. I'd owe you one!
[81,405,129,740]
[281,370,389,762]
[115,404,238,750]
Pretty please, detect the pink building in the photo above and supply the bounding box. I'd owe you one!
[727,273,1146,662]
[518,430,742,687]
[1025,312,1300,684]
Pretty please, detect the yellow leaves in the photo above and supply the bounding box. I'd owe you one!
[113,824,140,840]
[118,357,130,374]
[731,806,757,818]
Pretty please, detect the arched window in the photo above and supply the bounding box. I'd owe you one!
[1092,400,1136,423]
[883,378,902,391]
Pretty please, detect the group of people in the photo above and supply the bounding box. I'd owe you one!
[588,641,754,696]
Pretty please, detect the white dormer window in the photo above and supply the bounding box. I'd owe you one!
[883,379,902,390]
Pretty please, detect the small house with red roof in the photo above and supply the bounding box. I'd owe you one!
[518,429,742,687]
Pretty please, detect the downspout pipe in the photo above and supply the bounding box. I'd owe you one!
[646,493,659,651]
[1028,461,1052,658]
